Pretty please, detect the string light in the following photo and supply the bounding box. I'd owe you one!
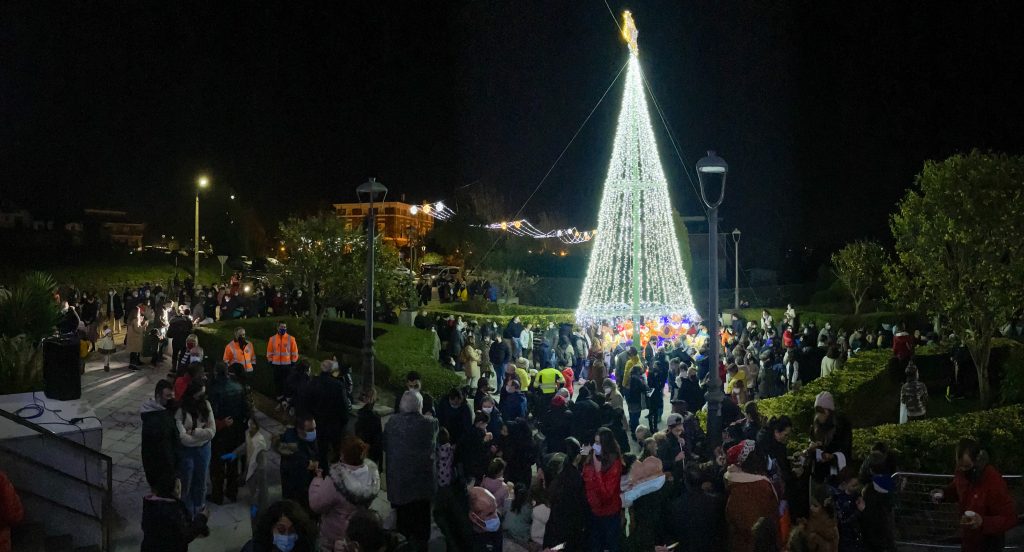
[575,44,698,325]
[409,200,455,220]
[480,219,595,244]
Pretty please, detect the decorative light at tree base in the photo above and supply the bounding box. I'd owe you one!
[576,16,698,334]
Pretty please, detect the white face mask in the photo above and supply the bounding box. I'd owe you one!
[593,443,603,456]
[482,406,493,414]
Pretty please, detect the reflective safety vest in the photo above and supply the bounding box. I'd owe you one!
[536,368,562,394]
[267,333,299,365]
[223,340,255,373]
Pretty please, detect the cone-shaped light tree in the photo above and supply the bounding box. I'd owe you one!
[576,12,698,332]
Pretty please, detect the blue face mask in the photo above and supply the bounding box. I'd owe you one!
[272,531,298,552]
[479,514,501,532]
[303,430,317,442]
[278,328,286,335]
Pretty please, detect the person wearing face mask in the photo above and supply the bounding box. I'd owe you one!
[805,392,852,487]
[268,323,300,405]
[141,380,179,494]
[207,362,249,505]
[277,416,320,513]
[384,390,438,550]
[582,427,624,552]
[498,377,528,422]
[96,324,116,372]
[177,334,205,375]
[175,380,216,518]
[478,396,503,435]
[466,486,503,551]
[243,499,317,552]
[931,438,1017,552]
[224,327,255,375]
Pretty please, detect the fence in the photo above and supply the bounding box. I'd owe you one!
[892,471,1023,550]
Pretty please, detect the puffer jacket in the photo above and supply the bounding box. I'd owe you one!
[308,461,380,549]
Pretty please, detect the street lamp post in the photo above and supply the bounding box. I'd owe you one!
[696,151,728,451]
[732,228,741,310]
[356,177,388,400]
[195,176,209,283]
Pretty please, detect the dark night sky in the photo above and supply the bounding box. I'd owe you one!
[2,2,1023,271]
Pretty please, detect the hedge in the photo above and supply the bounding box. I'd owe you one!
[757,346,946,433]
[422,306,575,327]
[734,308,929,334]
[321,319,462,400]
[853,404,1024,474]
[195,316,462,402]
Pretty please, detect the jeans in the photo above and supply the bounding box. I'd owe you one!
[494,362,507,391]
[178,442,212,518]
[588,512,621,552]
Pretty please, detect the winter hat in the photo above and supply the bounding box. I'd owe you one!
[550,395,567,408]
[666,413,685,428]
[727,439,757,466]
[814,391,835,411]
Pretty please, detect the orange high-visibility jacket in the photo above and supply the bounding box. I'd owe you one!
[267,332,299,365]
[223,340,255,372]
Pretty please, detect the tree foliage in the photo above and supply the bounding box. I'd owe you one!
[886,151,1024,407]
[831,240,888,314]
[278,213,412,352]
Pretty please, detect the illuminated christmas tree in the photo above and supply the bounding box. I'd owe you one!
[576,11,698,331]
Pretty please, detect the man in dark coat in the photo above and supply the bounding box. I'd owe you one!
[570,386,601,446]
[385,390,439,550]
[300,359,351,468]
[276,415,319,512]
[140,380,178,493]
[166,309,193,369]
[436,387,473,458]
[207,362,248,504]
[544,438,587,551]
[542,396,573,454]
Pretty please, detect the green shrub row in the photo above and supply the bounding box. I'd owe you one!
[422,305,575,327]
[853,404,1024,474]
[734,308,929,334]
[195,316,463,402]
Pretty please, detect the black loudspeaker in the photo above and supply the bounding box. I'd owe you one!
[43,335,82,401]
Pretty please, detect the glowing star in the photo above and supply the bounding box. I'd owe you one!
[576,14,698,329]
[622,11,639,57]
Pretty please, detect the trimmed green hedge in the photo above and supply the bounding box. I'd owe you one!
[423,305,575,327]
[735,308,928,333]
[853,404,1024,474]
[195,317,461,402]
[321,319,462,400]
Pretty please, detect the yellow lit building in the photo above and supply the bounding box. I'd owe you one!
[331,201,434,247]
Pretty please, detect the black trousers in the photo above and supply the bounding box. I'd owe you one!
[273,364,292,399]
[395,500,431,552]
[210,425,243,501]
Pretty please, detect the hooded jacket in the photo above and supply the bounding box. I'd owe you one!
[140,399,179,491]
[308,461,381,546]
[942,460,1018,552]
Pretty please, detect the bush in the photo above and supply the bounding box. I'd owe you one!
[853,404,1024,474]
[424,304,575,327]
[734,308,928,334]
[195,316,462,404]
[998,339,1024,405]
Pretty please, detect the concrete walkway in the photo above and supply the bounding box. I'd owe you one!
[82,347,284,552]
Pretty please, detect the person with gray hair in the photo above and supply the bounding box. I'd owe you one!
[384,389,438,549]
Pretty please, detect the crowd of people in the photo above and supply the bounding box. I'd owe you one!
[37,281,1019,552]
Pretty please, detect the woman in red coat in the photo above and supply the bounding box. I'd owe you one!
[583,427,623,552]
[725,439,780,552]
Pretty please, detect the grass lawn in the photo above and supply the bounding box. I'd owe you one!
[1,255,225,291]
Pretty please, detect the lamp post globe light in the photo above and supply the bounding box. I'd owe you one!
[696,150,728,450]
[356,177,388,399]
[195,175,210,282]
[732,228,741,310]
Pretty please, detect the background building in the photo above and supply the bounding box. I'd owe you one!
[332,200,434,248]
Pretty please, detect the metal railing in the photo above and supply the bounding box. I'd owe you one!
[892,471,1023,550]
[0,406,113,551]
